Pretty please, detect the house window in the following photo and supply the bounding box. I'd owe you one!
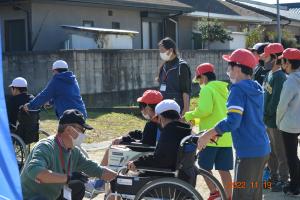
[83,20,94,27]
[142,21,163,49]
[108,10,113,16]
[296,35,300,44]
[4,19,26,52]
[112,22,120,29]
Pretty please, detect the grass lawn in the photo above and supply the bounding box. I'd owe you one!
[39,111,146,143]
[39,97,199,143]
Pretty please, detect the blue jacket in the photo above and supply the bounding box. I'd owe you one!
[215,80,270,158]
[28,71,87,119]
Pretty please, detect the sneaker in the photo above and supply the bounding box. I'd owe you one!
[207,191,221,200]
[85,179,105,194]
[262,167,270,183]
[271,181,286,192]
[283,184,300,196]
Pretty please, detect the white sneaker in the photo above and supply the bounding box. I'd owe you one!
[85,179,105,194]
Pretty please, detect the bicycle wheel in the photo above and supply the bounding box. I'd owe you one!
[11,133,27,170]
[134,177,203,200]
[195,166,227,200]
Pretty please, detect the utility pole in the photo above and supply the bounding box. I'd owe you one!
[207,2,210,50]
[277,0,282,43]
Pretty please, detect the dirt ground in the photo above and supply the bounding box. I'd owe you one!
[82,143,300,200]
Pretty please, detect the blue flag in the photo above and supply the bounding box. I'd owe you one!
[0,21,23,200]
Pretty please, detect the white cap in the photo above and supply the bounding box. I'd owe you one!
[52,60,68,70]
[252,43,265,50]
[9,77,27,87]
[155,99,181,115]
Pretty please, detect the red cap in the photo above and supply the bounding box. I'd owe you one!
[195,63,215,77]
[137,90,163,104]
[261,43,284,58]
[222,49,258,69]
[278,48,300,60]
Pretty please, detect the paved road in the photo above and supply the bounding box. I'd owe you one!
[83,141,300,200]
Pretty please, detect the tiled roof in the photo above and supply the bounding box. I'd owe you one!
[289,8,300,14]
[183,0,271,23]
[52,0,193,12]
[227,0,300,22]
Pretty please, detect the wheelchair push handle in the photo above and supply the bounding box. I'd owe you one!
[179,130,206,147]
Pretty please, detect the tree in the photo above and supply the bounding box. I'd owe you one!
[193,18,233,49]
[245,25,297,48]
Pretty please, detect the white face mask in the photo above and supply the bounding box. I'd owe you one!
[160,51,172,61]
[227,70,237,84]
[142,113,151,120]
[73,132,86,147]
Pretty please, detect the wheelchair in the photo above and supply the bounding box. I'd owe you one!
[100,134,227,200]
[10,109,50,170]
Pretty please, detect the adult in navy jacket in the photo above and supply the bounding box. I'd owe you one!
[24,60,87,119]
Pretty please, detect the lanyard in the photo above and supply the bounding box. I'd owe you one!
[55,136,71,176]
[162,65,177,82]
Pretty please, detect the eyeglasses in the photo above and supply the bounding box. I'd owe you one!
[196,75,202,80]
[138,103,147,110]
[72,125,86,133]
[282,58,287,64]
[228,62,237,67]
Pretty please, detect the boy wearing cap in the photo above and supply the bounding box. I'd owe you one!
[7,77,34,128]
[101,90,163,166]
[184,63,233,199]
[261,43,289,191]
[21,109,117,200]
[277,48,300,195]
[197,49,270,200]
[23,60,87,119]
[249,42,270,85]
[128,99,194,184]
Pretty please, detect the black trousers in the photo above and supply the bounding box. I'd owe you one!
[281,131,300,190]
[57,180,85,200]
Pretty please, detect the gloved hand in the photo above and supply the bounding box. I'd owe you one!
[70,172,89,183]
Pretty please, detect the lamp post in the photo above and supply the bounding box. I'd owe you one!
[276,0,282,43]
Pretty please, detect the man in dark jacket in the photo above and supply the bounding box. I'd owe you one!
[128,99,191,172]
[7,77,34,129]
[262,43,289,191]
[23,60,87,119]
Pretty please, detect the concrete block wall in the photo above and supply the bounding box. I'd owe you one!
[3,49,230,107]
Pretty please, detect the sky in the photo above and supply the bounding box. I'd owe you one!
[258,0,300,4]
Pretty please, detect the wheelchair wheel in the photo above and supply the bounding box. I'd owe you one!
[134,177,203,200]
[195,166,227,200]
[11,133,28,170]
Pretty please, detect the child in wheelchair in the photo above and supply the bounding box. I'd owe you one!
[107,100,196,199]
[7,77,41,144]
[86,90,163,196]
[101,90,163,166]
[7,77,34,131]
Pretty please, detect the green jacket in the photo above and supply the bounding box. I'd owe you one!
[21,136,103,200]
[263,69,287,128]
[184,81,232,147]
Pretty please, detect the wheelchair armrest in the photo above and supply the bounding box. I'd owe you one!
[137,166,176,174]
[123,142,156,152]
